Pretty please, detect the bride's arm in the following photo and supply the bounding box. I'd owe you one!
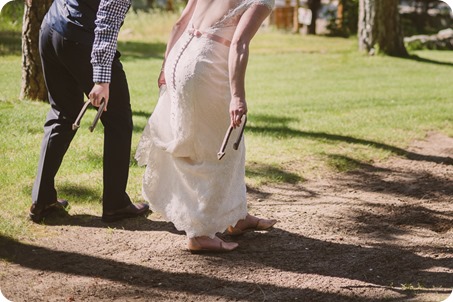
[228,4,272,128]
[158,0,197,87]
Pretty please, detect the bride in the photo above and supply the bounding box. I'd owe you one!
[135,0,277,253]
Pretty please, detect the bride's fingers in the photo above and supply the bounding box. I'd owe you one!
[231,108,247,127]
[231,113,240,128]
[235,115,242,126]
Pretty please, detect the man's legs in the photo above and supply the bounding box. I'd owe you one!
[59,48,143,216]
[32,25,84,209]
[33,25,148,222]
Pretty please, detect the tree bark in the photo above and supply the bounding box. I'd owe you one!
[307,0,321,35]
[336,0,344,31]
[293,0,300,33]
[20,0,52,101]
[146,0,154,8]
[166,0,174,11]
[375,0,407,56]
[358,0,376,53]
[358,0,407,56]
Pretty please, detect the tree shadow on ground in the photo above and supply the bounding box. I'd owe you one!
[57,183,101,203]
[353,203,452,236]
[117,41,166,60]
[0,31,21,56]
[219,229,452,296]
[246,162,303,184]
[404,54,453,67]
[325,154,393,172]
[1,229,450,301]
[329,155,453,237]
[335,156,453,201]
[0,235,368,301]
[133,109,153,119]
[247,117,453,166]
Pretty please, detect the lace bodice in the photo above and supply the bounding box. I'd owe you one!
[190,0,275,31]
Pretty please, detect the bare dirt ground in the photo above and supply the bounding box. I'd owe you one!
[1,132,452,302]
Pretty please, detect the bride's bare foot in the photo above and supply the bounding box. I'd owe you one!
[188,236,238,253]
[227,214,278,236]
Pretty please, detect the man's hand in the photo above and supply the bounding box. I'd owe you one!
[89,82,110,111]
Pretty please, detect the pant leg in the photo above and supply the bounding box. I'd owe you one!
[99,55,134,212]
[32,25,83,205]
[52,42,133,213]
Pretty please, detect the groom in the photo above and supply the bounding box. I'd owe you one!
[29,0,149,223]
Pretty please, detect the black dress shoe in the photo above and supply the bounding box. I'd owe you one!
[29,199,69,223]
[101,203,150,223]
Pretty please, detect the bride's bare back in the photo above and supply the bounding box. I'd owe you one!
[190,0,241,30]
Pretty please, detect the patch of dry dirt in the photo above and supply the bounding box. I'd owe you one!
[1,132,452,302]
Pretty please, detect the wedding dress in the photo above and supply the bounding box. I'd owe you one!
[135,0,275,238]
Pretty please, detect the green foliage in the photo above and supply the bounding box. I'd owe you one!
[400,282,425,291]
[401,10,453,37]
[0,0,23,56]
[0,0,23,28]
[326,0,359,38]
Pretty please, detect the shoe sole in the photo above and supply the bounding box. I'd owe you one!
[101,210,150,223]
[188,247,237,254]
[28,200,70,223]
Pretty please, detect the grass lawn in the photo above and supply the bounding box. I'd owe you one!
[0,11,452,239]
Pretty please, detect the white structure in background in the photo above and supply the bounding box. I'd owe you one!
[298,7,312,26]
[273,0,338,33]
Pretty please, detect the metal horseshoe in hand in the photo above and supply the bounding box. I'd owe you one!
[72,98,106,132]
[217,115,247,160]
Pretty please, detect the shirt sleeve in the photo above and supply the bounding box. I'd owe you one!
[91,0,130,83]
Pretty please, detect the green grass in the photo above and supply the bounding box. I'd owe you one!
[1,11,453,238]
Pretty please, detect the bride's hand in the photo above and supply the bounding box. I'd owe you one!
[230,96,247,128]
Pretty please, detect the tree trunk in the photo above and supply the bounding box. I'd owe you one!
[293,0,300,33]
[336,0,344,31]
[358,0,407,56]
[375,0,407,56]
[358,0,376,53]
[146,0,154,8]
[307,0,321,35]
[166,0,174,11]
[20,0,52,101]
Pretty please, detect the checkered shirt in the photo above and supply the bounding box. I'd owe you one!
[91,0,131,83]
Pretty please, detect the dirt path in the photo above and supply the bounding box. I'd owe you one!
[1,132,452,302]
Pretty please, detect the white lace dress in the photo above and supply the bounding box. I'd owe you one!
[135,0,275,238]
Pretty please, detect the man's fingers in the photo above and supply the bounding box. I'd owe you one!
[89,83,110,109]
[89,95,108,109]
[102,98,109,111]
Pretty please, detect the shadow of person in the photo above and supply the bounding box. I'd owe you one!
[0,235,385,302]
[41,212,184,235]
